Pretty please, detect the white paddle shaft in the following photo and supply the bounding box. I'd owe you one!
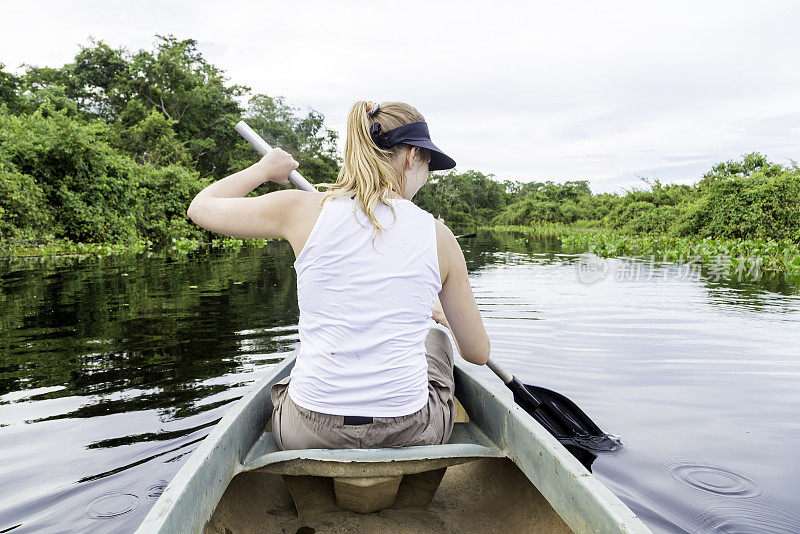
[486,358,513,384]
[234,121,316,192]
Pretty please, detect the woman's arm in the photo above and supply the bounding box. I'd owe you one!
[435,221,490,365]
[432,296,466,359]
[186,148,302,239]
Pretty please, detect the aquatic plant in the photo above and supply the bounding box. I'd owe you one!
[560,232,800,273]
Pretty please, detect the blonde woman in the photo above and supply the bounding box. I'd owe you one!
[187,101,490,449]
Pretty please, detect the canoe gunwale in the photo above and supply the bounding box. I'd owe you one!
[454,362,651,533]
[135,353,295,534]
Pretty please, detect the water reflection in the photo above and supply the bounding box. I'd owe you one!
[1,232,799,533]
[1,243,298,401]
[0,244,300,533]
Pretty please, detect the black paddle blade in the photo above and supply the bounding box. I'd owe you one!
[508,377,620,456]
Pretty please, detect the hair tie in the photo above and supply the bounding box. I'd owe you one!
[365,101,380,117]
[370,122,391,149]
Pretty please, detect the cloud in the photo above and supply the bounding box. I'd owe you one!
[2,0,799,191]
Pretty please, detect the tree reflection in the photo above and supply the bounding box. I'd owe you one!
[0,242,300,421]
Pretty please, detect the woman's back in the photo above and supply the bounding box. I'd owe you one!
[289,197,441,417]
[187,99,490,449]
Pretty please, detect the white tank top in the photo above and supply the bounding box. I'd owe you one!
[287,196,442,417]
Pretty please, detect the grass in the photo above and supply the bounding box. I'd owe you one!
[483,221,589,237]
[561,232,800,273]
[484,223,800,274]
[0,236,277,259]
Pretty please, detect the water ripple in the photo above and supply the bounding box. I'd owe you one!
[84,491,140,520]
[664,462,762,498]
[146,482,168,500]
[692,501,800,534]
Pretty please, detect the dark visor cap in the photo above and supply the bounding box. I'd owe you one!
[370,121,456,171]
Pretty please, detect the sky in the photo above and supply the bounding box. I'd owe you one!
[2,0,799,192]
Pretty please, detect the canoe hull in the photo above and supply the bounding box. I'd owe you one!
[206,457,572,533]
[136,355,293,533]
[137,351,650,534]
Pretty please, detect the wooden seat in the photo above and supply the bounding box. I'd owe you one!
[243,422,503,475]
[241,422,505,514]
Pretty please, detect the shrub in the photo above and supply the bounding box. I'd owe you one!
[686,169,800,241]
[0,157,53,242]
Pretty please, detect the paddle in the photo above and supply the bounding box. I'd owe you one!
[448,231,619,458]
[486,359,618,459]
[235,121,619,463]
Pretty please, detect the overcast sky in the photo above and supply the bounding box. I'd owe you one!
[2,0,799,192]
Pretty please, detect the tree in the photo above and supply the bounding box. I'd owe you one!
[0,35,345,247]
[0,64,23,113]
[19,35,250,178]
[414,170,506,230]
[697,152,784,190]
[241,94,340,184]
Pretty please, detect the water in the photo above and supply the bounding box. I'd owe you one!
[1,232,799,533]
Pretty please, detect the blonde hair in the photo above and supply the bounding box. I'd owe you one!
[319,101,431,236]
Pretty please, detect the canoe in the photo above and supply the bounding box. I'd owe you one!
[136,350,651,533]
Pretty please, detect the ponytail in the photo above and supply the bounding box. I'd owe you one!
[320,101,429,238]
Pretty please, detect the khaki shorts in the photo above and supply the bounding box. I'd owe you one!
[271,327,455,450]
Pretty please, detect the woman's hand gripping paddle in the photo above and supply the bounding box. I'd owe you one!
[235,121,316,192]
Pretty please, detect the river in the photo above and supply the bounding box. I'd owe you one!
[1,231,799,533]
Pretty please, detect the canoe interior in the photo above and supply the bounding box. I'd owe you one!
[205,456,572,534]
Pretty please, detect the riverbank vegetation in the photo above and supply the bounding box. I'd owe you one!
[1,35,798,274]
[0,35,338,257]
[481,153,800,273]
[488,152,799,243]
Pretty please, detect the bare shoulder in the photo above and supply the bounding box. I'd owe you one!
[296,189,325,207]
[434,218,460,285]
[270,188,324,208]
[280,190,325,257]
[265,189,323,219]
[434,218,457,248]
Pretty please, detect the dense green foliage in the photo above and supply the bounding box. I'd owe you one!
[491,153,800,243]
[0,104,205,244]
[1,35,798,262]
[413,170,509,229]
[0,35,339,251]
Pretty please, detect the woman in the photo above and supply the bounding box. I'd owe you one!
[187,101,490,450]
